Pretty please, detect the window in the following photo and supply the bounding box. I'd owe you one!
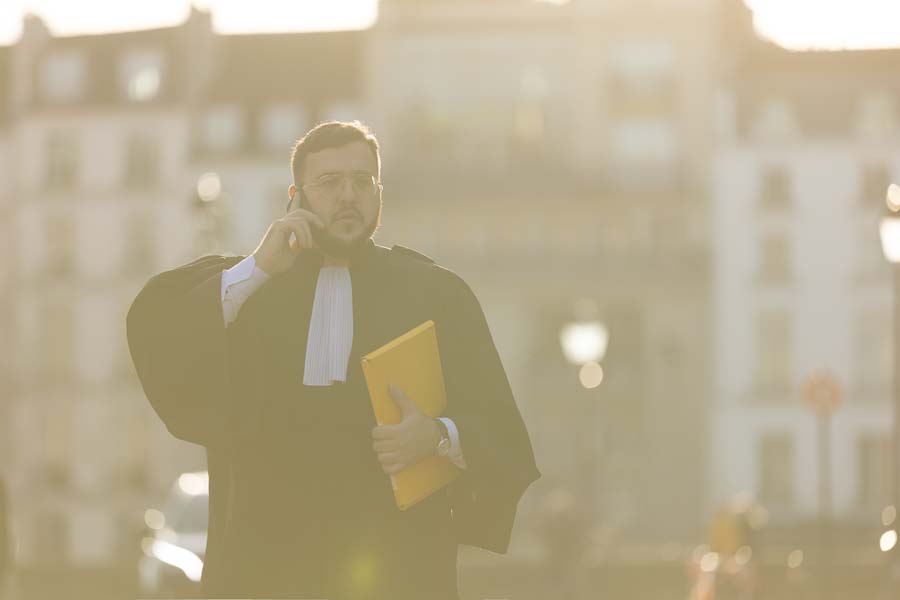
[860,164,891,210]
[510,99,546,158]
[117,322,139,383]
[40,50,87,104]
[392,98,457,163]
[321,102,364,125]
[44,212,76,278]
[858,433,890,508]
[607,41,676,117]
[855,219,889,282]
[117,410,151,490]
[758,432,793,507]
[854,308,891,393]
[123,213,155,273]
[754,98,797,140]
[202,105,244,152]
[40,297,75,384]
[119,49,163,102]
[260,104,306,151]
[35,511,68,564]
[44,131,79,190]
[611,118,678,164]
[758,234,791,284]
[714,89,737,140]
[512,68,550,158]
[856,93,898,140]
[43,404,72,472]
[123,133,159,188]
[760,165,790,211]
[755,308,791,394]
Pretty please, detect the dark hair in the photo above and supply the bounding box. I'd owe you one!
[290,121,381,185]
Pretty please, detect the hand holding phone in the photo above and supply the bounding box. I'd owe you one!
[252,205,324,276]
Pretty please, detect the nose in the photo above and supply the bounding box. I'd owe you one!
[337,176,357,204]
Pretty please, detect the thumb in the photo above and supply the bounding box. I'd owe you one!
[307,212,326,230]
[389,384,417,416]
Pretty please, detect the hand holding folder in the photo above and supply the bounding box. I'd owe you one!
[362,320,461,510]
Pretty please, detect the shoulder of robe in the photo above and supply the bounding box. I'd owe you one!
[144,254,243,289]
[380,244,475,297]
[178,254,243,270]
[383,244,455,289]
[389,245,435,264]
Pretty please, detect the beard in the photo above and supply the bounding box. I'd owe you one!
[310,200,382,259]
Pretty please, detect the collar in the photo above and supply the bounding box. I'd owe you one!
[290,238,378,275]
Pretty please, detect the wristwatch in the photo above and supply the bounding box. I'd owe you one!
[434,419,451,457]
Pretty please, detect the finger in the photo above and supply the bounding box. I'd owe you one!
[285,207,316,220]
[273,220,302,250]
[373,439,398,452]
[383,462,405,475]
[285,208,326,230]
[295,220,313,249]
[281,216,308,236]
[376,451,403,465]
[388,384,418,416]
[272,219,296,239]
[306,212,325,230]
[283,219,311,249]
[372,425,401,440]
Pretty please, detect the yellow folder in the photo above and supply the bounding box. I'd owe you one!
[361,320,461,510]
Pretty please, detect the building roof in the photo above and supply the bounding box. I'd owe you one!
[31,24,188,107]
[206,30,364,105]
[720,0,900,137]
[21,11,363,114]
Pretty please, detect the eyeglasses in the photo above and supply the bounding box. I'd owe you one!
[302,172,381,202]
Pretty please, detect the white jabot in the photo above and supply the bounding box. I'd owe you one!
[302,265,353,386]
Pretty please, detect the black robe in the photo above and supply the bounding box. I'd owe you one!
[126,239,540,599]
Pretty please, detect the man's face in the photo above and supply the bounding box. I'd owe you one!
[296,140,381,258]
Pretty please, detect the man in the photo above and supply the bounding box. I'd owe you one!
[127,121,539,599]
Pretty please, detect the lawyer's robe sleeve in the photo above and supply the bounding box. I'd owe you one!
[126,255,243,447]
[437,272,540,553]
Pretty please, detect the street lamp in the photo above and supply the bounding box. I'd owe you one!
[879,183,900,574]
[559,313,609,533]
[559,320,609,365]
[193,172,227,254]
[559,320,609,389]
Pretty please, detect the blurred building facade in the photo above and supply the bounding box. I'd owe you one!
[0,9,375,567]
[0,42,12,567]
[2,11,211,566]
[371,0,714,552]
[0,0,716,568]
[711,0,897,525]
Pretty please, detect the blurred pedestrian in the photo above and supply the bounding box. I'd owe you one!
[127,121,540,599]
[691,495,762,600]
[538,488,589,599]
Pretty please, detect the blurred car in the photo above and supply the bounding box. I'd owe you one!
[138,471,208,598]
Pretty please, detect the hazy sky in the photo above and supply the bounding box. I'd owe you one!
[0,0,379,43]
[0,0,898,51]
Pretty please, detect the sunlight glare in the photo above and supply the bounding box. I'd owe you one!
[746,0,900,51]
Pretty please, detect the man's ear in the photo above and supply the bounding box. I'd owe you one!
[288,184,296,200]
